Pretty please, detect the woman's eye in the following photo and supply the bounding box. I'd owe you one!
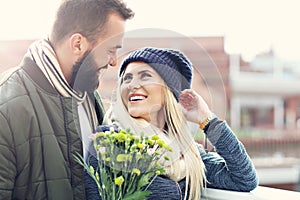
[141,72,151,79]
[123,75,132,82]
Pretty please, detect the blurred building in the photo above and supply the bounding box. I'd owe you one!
[229,49,300,191]
[230,49,300,130]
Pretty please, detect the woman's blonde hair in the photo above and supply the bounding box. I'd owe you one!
[104,78,206,200]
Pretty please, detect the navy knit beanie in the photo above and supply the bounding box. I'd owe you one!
[119,47,193,101]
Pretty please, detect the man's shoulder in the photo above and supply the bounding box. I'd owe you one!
[0,66,21,85]
[0,66,29,105]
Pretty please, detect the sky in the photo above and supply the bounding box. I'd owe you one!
[0,0,299,61]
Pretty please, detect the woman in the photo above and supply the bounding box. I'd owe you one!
[86,47,258,200]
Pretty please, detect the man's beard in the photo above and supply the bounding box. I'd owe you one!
[70,50,104,93]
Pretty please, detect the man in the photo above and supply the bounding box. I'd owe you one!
[0,0,134,199]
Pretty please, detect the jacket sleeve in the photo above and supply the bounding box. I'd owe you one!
[198,118,259,192]
[0,111,15,199]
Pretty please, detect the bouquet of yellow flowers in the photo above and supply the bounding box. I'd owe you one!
[75,128,172,200]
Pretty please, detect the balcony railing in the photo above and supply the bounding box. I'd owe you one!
[202,186,300,200]
[229,54,300,95]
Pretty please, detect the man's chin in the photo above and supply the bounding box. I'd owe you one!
[86,82,100,93]
[74,80,99,93]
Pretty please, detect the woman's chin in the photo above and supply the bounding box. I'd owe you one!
[129,112,142,118]
[129,111,149,121]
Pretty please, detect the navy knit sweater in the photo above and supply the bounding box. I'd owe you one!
[84,118,259,199]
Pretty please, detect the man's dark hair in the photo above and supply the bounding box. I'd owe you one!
[50,0,134,46]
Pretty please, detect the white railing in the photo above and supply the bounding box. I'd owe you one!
[202,186,300,200]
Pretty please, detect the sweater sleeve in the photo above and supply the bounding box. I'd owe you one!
[84,153,102,200]
[198,118,259,192]
[147,176,181,200]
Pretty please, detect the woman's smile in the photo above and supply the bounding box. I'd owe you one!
[128,93,147,102]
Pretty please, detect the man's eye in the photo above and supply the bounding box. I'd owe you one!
[108,49,116,55]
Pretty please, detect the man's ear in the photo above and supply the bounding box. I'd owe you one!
[69,33,90,56]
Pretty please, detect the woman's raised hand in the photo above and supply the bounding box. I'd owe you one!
[179,89,212,124]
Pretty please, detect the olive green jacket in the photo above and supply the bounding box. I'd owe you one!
[0,54,104,200]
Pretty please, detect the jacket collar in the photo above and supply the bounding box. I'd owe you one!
[22,53,58,95]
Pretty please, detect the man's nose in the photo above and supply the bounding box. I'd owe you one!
[108,54,117,67]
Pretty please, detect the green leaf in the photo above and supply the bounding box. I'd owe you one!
[123,190,151,200]
[137,173,152,190]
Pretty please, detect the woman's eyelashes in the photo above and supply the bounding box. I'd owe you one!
[140,71,152,79]
[122,71,152,83]
[122,74,132,82]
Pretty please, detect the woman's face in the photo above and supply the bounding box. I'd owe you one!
[120,62,165,123]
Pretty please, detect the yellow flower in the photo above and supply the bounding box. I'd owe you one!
[164,155,171,161]
[156,162,162,168]
[129,135,135,141]
[137,143,144,150]
[132,168,141,176]
[115,176,124,186]
[116,154,132,162]
[116,154,127,162]
[119,129,128,135]
[115,132,126,143]
[157,139,165,148]
[97,131,106,137]
[163,144,173,152]
[148,139,155,146]
[155,170,161,175]
[151,135,160,141]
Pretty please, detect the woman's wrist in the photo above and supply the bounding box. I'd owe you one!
[199,117,212,130]
[199,112,213,130]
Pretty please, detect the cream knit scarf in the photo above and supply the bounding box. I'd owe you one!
[29,39,86,103]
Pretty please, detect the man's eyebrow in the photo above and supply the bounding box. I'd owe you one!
[114,45,122,49]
